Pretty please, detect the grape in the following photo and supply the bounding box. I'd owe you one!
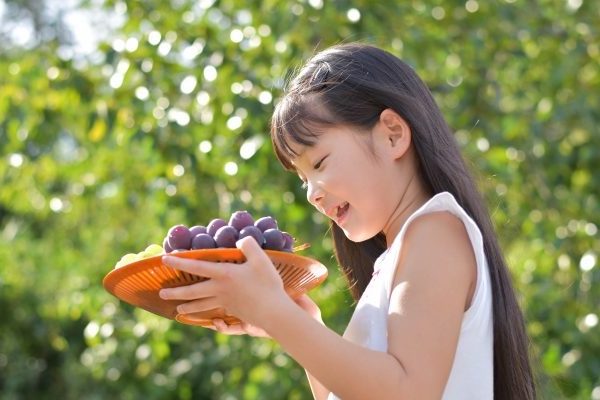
[214,225,239,248]
[192,233,217,249]
[207,218,227,237]
[239,225,264,246]
[263,228,285,250]
[190,225,207,237]
[156,213,294,254]
[163,237,173,253]
[255,216,278,232]
[229,210,254,231]
[282,232,294,252]
[167,225,192,250]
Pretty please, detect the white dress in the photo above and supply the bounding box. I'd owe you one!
[327,192,494,399]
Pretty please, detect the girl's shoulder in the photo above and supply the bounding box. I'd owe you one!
[397,208,477,281]
[386,191,482,256]
[380,192,481,301]
[405,209,470,239]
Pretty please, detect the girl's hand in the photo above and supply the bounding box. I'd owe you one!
[159,236,292,328]
[206,294,323,337]
[208,318,271,337]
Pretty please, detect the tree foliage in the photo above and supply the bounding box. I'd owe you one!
[0,0,598,398]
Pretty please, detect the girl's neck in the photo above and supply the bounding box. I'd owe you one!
[381,175,431,248]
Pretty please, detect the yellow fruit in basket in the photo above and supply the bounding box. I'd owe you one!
[146,244,162,252]
[115,244,165,269]
[122,253,140,263]
[139,243,164,258]
[115,253,140,269]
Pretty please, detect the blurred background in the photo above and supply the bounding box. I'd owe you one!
[0,0,598,398]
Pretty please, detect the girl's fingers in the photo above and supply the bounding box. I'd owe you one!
[212,318,228,331]
[241,321,271,338]
[210,319,271,337]
[212,319,246,335]
[159,278,217,300]
[161,255,230,279]
[176,296,222,314]
[212,319,267,336]
[236,236,272,264]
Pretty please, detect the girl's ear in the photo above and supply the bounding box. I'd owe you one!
[378,108,411,160]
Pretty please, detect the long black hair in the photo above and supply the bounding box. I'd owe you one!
[270,43,536,400]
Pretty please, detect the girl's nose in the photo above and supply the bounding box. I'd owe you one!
[307,181,324,205]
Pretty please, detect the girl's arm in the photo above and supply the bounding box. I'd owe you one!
[258,212,476,399]
[208,295,331,400]
[305,370,330,400]
[161,212,475,399]
[261,295,405,399]
[296,296,331,400]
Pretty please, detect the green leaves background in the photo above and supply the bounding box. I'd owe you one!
[0,0,598,398]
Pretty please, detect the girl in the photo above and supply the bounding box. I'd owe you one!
[159,43,536,399]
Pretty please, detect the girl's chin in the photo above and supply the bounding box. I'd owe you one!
[342,227,376,243]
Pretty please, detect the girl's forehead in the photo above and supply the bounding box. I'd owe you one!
[288,140,308,156]
[287,132,324,158]
[289,148,308,168]
[287,125,345,157]
[288,143,318,171]
[280,123,352,168]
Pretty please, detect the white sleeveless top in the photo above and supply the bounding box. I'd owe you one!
[328,192,494,399]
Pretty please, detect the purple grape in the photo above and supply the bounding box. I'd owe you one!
[191,233,217,249]
[229,210,254,231]
[167,225,192,250]
[214,225,239,248]
[163,237,173,253]
[282,232,294,252]
[239,225,264,246]
[207,218,227,237]
[263,228,285,251]
[255,216,278,232]
[190,225,207,237]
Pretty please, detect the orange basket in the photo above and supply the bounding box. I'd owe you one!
[103,248,328,328]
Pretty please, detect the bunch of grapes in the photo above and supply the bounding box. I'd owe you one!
[163,210,295,253]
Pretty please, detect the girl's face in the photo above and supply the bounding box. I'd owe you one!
[290,113,417,242]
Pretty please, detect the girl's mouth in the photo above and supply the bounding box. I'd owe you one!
[336,202,350,224]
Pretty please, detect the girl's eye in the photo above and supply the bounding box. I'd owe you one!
[300,181,308,190]
[314,156,327,170]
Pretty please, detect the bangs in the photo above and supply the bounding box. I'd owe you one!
[270,94,338,171]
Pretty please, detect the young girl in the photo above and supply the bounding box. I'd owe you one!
[159,43,536,399]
